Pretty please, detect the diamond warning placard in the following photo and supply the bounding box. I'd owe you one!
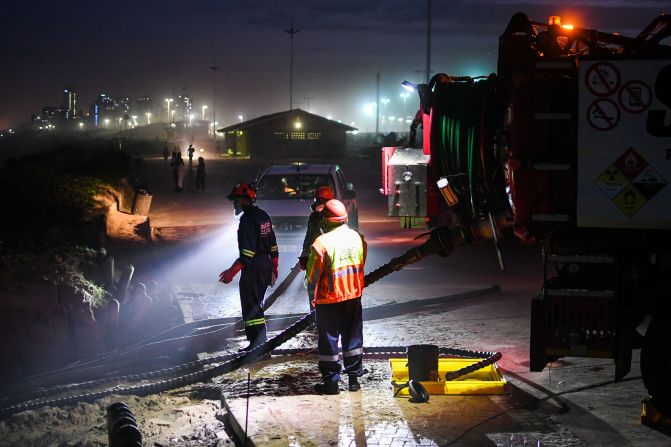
[595,147,667,218]
[612,184,647,217]
[595,167,627,198]
[614,147,647,180]
[633,166,667,200]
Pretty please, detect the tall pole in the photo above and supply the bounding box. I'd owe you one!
[375,70,380,135]
[426,0,432,84]
[304,96,314,112]
[285,19,300,110]
[210,63,218,150]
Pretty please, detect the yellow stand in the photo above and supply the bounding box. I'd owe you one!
[641,396,671,429]
[390,358,506,396]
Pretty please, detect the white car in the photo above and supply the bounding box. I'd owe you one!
[254,163,358,235]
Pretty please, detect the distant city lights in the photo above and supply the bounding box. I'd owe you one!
[362,102,376,116]
[18,84,423,135]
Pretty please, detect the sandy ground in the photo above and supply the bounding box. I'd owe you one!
[0,391,230,447]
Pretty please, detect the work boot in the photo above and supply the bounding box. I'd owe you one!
[238,334,268,353]
[348,376,361,392]
[238,343,253,353]
[314,381,340,395]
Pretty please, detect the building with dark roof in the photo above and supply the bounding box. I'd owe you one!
[218,109,356,159]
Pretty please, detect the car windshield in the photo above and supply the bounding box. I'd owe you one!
[256,174,334,200]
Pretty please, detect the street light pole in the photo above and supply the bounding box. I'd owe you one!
[304,96,314,112]
[380,98,390,132]
[375,70,380,135]
[210,63,218,149]
[285,18,300,111]
[165,98,173,123]
[400,92,409,119]
[426,0,432,85]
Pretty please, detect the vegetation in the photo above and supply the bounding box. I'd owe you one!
[1,142,137,241]
[0,244,108,308]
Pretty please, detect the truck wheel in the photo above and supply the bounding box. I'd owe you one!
[641,313,671,417]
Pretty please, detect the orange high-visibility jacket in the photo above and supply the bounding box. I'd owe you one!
[306,224,367,306]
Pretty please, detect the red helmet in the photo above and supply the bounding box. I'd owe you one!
[315,186,334,201]
[227,182,256,200]
[320,199,348,223]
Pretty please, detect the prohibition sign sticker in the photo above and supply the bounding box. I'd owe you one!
[587,98,620,131]
[585,62,620,97]
[618,80,652,114]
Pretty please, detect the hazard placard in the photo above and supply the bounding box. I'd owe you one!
[591,147,668,220]
[585,62,620,97]
[618,80,652,114]
[595,167,627,199]
[633,166,667,200]
[587,99,620,131]
[614,147,647,180]
[612,184,647,217]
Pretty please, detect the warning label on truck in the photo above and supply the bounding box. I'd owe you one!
[585,62,620,97]
[619,80,652,114]
[578,59,671,229]
[595,147,667,217]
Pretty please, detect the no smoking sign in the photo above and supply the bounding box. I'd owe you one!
[587,98,620,131]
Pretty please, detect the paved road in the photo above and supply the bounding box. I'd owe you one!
[132,156,668,446]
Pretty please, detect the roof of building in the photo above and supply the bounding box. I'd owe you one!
[217,109,357,133]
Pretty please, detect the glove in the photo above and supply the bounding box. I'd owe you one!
[299,256,308,271]
[271,256,279,286]
[219,260,244,284]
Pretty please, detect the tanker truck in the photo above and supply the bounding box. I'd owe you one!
[381,12,671,421]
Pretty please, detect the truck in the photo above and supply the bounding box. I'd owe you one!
[381,12,671,421]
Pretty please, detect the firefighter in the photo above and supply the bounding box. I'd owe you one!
[306,199,367,394]
[219,182,279,351]
[299,186,335,311]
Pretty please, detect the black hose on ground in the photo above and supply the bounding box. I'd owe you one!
[0,230,502,417]
[1,284,501,408]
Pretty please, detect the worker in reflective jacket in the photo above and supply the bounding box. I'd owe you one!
[299,186,335,311]
[219,182,279,351]
[306,199,367,394]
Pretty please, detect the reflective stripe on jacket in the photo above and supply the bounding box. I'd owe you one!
[306,224,366,305]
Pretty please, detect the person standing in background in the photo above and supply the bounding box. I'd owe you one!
[195,157,206,192]
[175,152,185,192]
[299,186,334,311]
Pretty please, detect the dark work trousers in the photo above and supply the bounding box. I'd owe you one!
[315,297,363,383]
[196,175,205,191]
[239,255,272,347]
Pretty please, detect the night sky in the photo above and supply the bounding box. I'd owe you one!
[1,0,668,130]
